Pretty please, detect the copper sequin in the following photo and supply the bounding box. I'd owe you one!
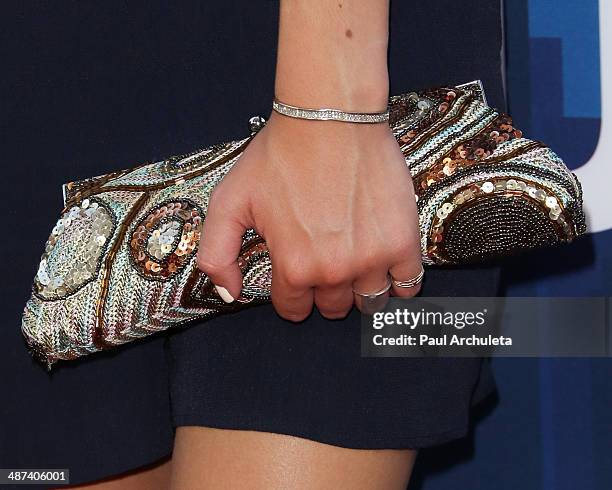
[129,199,203,280]
[413,113,523,192]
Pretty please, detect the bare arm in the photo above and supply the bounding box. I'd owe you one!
[197,0,422,319]
[275,0,389,111]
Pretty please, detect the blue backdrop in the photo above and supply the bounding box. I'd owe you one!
[416,1,612,489]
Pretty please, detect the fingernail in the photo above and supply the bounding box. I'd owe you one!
[214,285,235,303]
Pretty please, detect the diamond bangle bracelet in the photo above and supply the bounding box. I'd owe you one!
[272,98,390,124]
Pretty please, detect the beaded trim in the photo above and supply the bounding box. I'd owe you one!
[161,143,232,176]
[426,176,575,263]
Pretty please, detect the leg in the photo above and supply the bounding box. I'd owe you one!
[169,427,417,490]
[62,458,171,490]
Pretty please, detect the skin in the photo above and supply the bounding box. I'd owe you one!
[88,1,421,487]
[59,459,171,489]
[197,0,422,318]
[169,428,416,490]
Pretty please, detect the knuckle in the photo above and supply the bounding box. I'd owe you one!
[318,264,351,287]
[207,186,224,207]
[358,251,382,273]
[196,255,222,276]
[283,267,309,289]
[390,242,415,261]
[279,255,312,288]
[208,183,233,210]
[387,234,418,260]
[315,293,353,319]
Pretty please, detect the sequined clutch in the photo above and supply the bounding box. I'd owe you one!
[22,81,586,367]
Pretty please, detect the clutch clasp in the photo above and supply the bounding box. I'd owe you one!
[248,115,267,135]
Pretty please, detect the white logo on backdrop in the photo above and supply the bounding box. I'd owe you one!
[574,0,612,233]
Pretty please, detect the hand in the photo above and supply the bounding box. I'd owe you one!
[196,110,423,321]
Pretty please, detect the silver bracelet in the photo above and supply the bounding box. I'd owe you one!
[272,98,389,124]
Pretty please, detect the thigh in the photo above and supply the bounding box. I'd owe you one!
[169,427,416,490]
[64,459,171,490]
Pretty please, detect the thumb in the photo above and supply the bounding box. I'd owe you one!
[196,189,249,303]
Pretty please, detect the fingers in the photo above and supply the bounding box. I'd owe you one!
[196,187,249,303]
[270,254,315,322]
[352,270,392,315]
[388,227,424,298]
[314,287,354,320]
[197,185,422,318]
[389,237,424,298]
[313,281,355,320]
[271,255,356,322]
[351,241,424,315]
[389,260,424,298]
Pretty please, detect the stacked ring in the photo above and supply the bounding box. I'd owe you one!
[391,266,425,289]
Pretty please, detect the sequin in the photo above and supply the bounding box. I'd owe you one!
[453,194,465,205]
[442,203,454,214]
[481,182,495,193]
[534,190,547,201]
[545,196,558,209]
[400,134,411,143]
[443,161,456,176]
[34,198,115,299]
[411,114,523,185]
[129,199,203,280]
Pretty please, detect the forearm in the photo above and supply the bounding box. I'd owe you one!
[275,0,390,111]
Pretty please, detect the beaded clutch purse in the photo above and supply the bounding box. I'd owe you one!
[22,81,586,367]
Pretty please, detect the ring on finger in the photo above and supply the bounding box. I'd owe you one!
[391,266,425,289]
[352,275,392,299]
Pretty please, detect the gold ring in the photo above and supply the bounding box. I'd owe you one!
[352,275,392,299]
[391,266,425,288]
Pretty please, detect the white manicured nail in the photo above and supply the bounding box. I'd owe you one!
[215,285,234,303]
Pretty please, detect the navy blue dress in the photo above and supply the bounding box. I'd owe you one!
[1,1,504,485]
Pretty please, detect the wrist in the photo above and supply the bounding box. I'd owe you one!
[274,73,389,113]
